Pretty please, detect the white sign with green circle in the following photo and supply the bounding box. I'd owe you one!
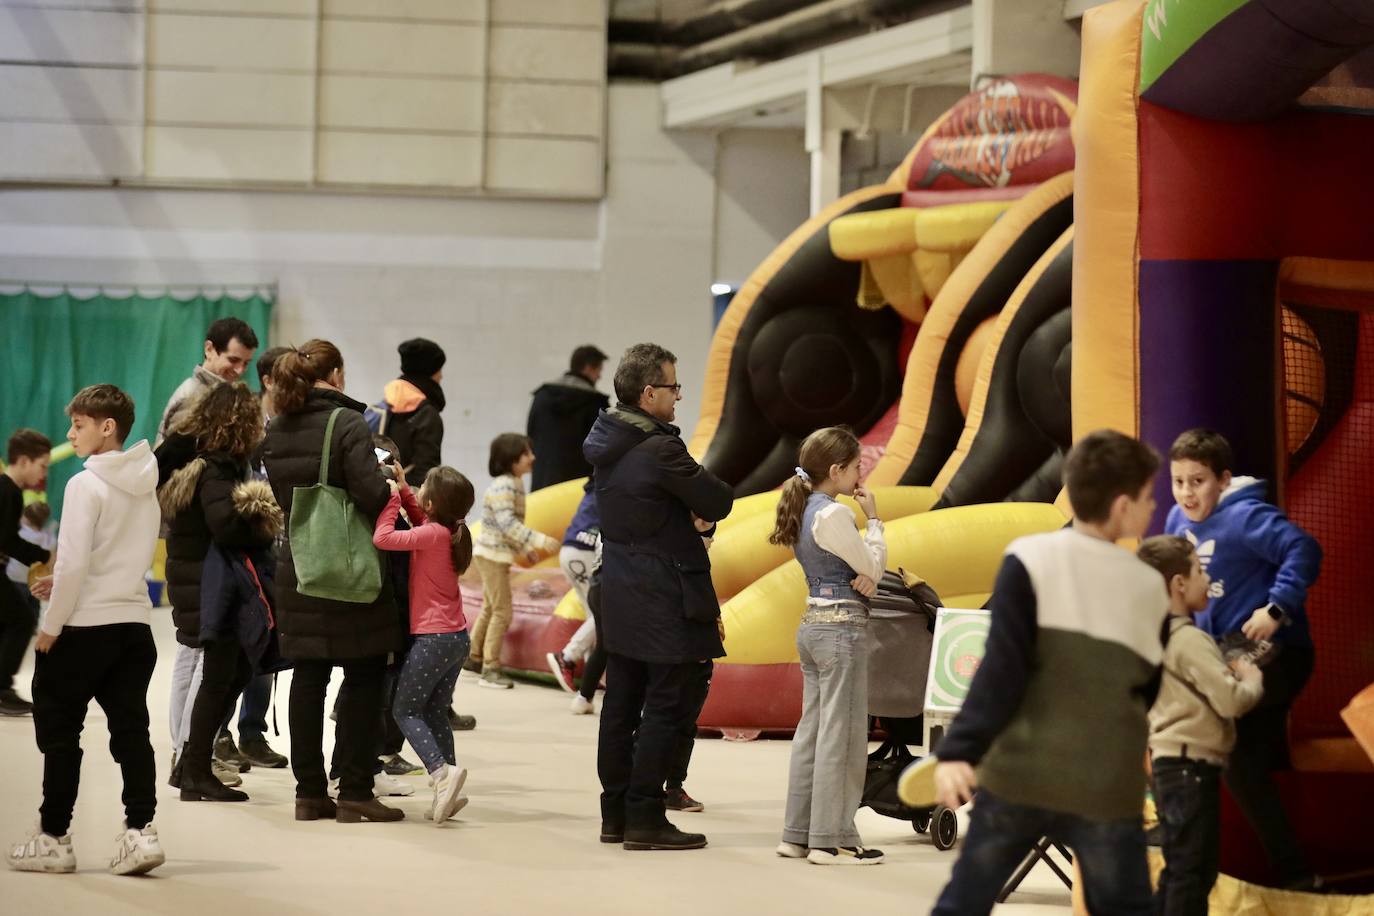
[924,607,991,715]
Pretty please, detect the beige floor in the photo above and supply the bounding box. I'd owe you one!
[0,615,1073,915]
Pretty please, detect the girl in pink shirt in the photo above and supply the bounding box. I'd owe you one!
[373,465,474,826]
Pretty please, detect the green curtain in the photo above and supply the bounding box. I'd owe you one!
[0,289,272,516]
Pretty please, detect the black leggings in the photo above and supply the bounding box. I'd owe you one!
[186,638,252,764]
[579,580,608,702]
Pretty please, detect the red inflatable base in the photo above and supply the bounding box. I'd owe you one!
[1219,770,1374,889]
[697,662,803,738]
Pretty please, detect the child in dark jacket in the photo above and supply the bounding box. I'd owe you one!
[1165,428,1322,890]
[374,463,475,825]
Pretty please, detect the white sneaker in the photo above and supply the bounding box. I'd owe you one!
[806,846,884,866]
[775,841,807,859]
[374,772,414,797]
[110,822,165,876]
[7,829,76,873]
[570,694,595,715]
[431,766,468,826]
[424,795,469,821]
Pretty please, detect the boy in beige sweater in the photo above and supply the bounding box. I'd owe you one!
[1138,535,1264,915]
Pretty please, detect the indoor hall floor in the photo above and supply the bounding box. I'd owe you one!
[0,615,1073,915]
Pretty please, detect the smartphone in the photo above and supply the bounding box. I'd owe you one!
[374,447,392,464]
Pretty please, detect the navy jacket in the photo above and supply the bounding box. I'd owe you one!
[583,405,732,663]
[200,543,290,674]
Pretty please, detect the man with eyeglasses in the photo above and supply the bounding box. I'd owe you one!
[582,343,733,851]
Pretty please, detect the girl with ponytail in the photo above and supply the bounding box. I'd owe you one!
[372,462,475,825]
[771,426,889,866]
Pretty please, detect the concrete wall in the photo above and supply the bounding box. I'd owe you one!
[0,83,808,494]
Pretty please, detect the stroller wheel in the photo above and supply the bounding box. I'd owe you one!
[911,811,931,834]
[931,805,958,851]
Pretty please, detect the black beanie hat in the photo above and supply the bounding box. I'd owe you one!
[398,338,446,377]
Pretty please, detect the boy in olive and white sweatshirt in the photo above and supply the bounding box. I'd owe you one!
[1138,535,1263,916]
[6,385,166,877]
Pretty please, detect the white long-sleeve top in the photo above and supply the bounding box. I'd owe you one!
[41,442,160,635]
[808,501,886,604]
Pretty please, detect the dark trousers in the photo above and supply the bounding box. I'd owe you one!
[667,659,712,789]
[1152,757,1222,916]
[32,623,157,837]
[933,789,1152,916]
[579,580,607,703]
[329,659,403,777]
[233,673,272,744]
[1226,646,1314,885]
[598,653,703,830]
[187,638,252,763]
[290,657,385,802]
[0,579,38,692]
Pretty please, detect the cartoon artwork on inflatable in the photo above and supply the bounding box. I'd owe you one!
[1075,0,1374,890]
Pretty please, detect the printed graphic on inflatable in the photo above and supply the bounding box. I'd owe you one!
[924,608,990,714]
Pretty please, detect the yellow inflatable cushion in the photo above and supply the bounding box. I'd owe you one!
[830,208,918,260]
[719,501,1067,665]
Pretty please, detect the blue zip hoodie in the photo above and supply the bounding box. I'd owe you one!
[562,481,600,551]
[1164,476,1321,648]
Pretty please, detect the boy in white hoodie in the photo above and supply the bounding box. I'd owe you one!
[6,385,166,876]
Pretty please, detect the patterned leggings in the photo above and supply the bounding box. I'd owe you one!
[392,631,469,774]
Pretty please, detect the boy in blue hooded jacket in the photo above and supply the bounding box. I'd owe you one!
[1165,428,1322,891]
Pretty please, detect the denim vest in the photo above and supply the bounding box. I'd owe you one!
[797,492,865,605]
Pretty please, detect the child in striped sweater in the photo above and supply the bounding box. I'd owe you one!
[468,434,558,689]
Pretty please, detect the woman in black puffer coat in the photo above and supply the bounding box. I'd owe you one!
[261,339,404,824]
[157,383,279,802]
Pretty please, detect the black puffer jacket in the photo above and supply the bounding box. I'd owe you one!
[528,374,609,490]
[583,405,733,663]
[261,388,402,660]
[156,445,277,648]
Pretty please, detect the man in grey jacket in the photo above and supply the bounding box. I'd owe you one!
[156,317,259,445]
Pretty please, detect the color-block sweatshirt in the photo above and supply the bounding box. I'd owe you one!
[472,473,557,565]
[936,527,1169,820]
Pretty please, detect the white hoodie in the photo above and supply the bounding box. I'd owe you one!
[41,440,160,635]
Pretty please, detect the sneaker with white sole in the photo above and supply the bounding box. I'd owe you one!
[7,829,76,873]
[807,846,884,866]
[431,765,468,826]
[374,772,415,797]
[479,669,514,689]
[424,795,469,821]
[212,758,243,788]
[570,694,595,715]
[775,841,808,859]
[545,651,576,693]
[110,823,165,876]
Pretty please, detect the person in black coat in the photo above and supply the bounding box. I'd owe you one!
[527,344,609,490]
[261,339,404,824]
[382,338,446,488]
[156,382,280,802]
[583,343,733,851]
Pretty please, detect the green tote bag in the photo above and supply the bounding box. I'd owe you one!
[288,407,383,603]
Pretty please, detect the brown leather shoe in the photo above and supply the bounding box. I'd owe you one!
[336,798,405,823]
[294,797,338,821]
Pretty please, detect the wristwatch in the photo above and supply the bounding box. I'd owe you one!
[1264,603,1292,626]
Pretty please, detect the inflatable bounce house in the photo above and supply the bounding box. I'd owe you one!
[1074,0,1374,891]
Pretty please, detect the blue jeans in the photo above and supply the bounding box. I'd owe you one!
[392,631,469,774]
[1152,757,1221,915]
[236,673,272,744]
[782,619,869,849]
[933,789,1152,916]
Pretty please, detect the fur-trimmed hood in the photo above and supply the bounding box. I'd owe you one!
[158,456,281,539]
[159,456,207,518]
[231,478,283,540]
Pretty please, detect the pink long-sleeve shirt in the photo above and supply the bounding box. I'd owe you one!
[373,488,467,635]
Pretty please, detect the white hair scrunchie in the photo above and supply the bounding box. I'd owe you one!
[794,466,811,484]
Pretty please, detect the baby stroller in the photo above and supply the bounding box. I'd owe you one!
[860,571,959,850]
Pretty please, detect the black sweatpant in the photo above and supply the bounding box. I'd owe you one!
[598,653,705,830]
[1152,756,1222,916]
[186,638,252,763]
[0,579,39,693]
[579,580,607,703]
[1225,646,1314,885]
[32,623,157,836]
[666,659,712,790]
[290,657,386,802]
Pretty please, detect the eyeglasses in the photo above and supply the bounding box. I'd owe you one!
[649,383,682,393]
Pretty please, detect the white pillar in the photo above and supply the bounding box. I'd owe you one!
[805,53,841,215]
